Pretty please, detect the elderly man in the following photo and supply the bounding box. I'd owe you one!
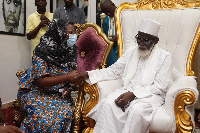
[2,0,22,33]
[75,19,173,133]
[53,0,85,24]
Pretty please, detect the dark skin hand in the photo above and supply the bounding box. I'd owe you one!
[62,87,71,98]
[110,35,117,43]
[74,72,89,82]
[62,83,75,98]
[0,125,25,133]
[27,15,50,40]
[115,92,135,109]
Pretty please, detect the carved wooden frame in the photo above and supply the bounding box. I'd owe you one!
[72,23,113,133]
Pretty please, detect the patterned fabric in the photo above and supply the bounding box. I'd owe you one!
[34,19,77,69]
[17,19,77,132]
[17,54,73,132]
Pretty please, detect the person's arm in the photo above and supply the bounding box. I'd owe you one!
[102,16,108,36]
[53,8,59,20]
[0,125,25,133]
[79,9,86,24]
[26,15,49,40]
[35,70,78,88]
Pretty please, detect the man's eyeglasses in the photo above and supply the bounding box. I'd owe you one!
[135,34,156,45]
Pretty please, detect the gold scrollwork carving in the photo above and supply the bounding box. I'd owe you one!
[82,83,99,129]
[71,84,85,133]
[174,90,195,133]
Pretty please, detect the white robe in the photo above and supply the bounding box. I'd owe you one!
[86,46,173,133]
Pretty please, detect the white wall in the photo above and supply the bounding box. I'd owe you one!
[0,0,51,104]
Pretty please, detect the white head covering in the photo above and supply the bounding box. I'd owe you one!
[139,19,161,37]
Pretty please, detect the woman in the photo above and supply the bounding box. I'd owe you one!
[17,19,78,132]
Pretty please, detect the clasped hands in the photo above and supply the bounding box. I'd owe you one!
[68,71,135,112]
[68,71,88,85]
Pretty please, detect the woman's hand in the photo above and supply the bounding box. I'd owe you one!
[67,70,79,84]
[62,87,71,98]
[74,72,89,81]
[0,125,25,133]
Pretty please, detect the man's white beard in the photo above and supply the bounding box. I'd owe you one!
[138,44,155,57]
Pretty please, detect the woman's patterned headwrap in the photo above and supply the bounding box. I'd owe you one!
[34,19,77,70]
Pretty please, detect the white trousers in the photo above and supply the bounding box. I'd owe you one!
[91,89,154,133]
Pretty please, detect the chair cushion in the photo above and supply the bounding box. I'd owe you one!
[97,75,123,100]
[76,28,107,72]
[149,105,172,132]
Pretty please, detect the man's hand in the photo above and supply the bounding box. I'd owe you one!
[62,87,71,98]
[0,125,25,133]
[115,92,135,109]
[74,72,89,81]
[110,35,117,43]
[39,15,50,27]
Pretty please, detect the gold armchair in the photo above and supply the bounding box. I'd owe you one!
[72,23,113,132]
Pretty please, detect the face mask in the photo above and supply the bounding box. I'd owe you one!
[67,34,77,47]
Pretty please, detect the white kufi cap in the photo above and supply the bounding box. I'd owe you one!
[139,19,161,37]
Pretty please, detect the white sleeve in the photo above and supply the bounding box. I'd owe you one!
[86,48,133,84]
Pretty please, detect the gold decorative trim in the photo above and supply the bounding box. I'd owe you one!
[186,24,200,76]
[82,83,99,133]
[71,84,85,133]
[16,69,25,77]
[174,90,195,133]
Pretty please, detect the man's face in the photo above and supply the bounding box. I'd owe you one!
[3,0,22,32]
[101,3,115,17]
[35,0,47,10]
[136,32,158,51]
[63,0,73,8]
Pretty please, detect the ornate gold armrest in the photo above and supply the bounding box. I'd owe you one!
[174,90,195,133]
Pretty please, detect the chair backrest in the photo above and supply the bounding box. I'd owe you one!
[72,23,113,132]
[115,0,200,82]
